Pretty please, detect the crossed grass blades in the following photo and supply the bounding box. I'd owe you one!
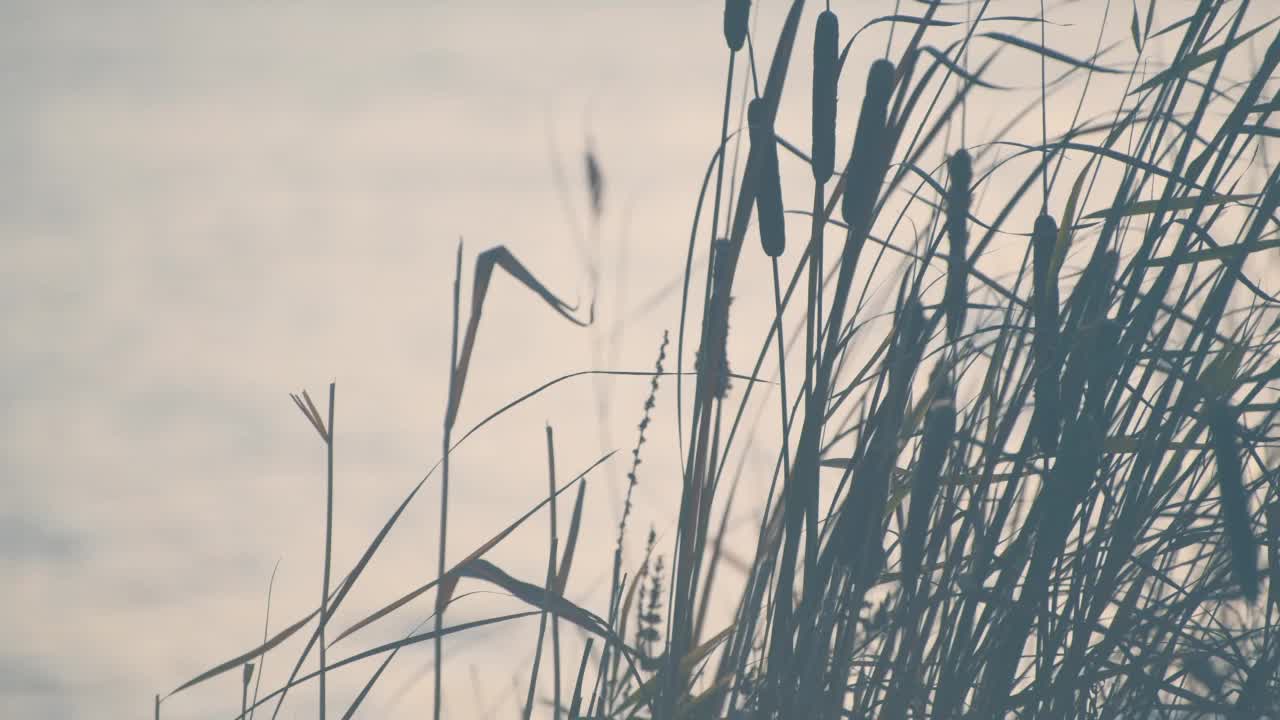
[164,1,1280,718]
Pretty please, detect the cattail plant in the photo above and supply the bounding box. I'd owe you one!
[805,7,839,404]
[810,10,838,186]
[901,365,955,592]
[943,150,971,344]
[1030,213,1061,454]
[723,0,749,53]
[698,238,734,400]
[841,59,895,241]
[1206,398,1258,600]
[1060,251,1119,424]
[749,98,786,258]
[831,296,926,583]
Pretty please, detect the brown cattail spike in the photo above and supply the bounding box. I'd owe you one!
[724,0,750,53]
[842,59,895,233]
[1085,317,1120,418]
[1084,249,1118,324]
[699,239,735,400]
[1207,399,1258,601]
[749,98,787,258]
[944,150,972,344]
[1031,213,1061,453]
[902,368,955,590]
[1032,214,1059,303]
[811,10,839,185]
[887,297,926,419]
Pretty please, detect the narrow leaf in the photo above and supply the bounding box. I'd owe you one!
[168,609,319,697]
[556,480,587,595]
[980,31,1120,74]
[447,246,592,429]
[1083,193,1257,220]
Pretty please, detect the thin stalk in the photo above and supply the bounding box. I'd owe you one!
[319,382,335,720]
[545,426,563,719]
[435,243,463,720]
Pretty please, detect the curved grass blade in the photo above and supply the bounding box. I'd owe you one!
[457,559,634,656]
[447,246,593,429]
[1083,193,1258,220]
[556,480,587,595]
[980,31,1120,74]
[167,609,319,698]
[1130,18,1278,95]
[333,453,610,646]
[236,612,539,720]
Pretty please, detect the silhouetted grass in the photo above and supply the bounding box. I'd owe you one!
[163,2,1280,718]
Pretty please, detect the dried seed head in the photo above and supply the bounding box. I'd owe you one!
[1031,213,1061,335]
[842,59,895,231]
[1032,214,1058,282]
[1085,317,1120,416]
[811,10,839,184]
[867,58,895,107]
[724,0,750,52]
[1084,249,1118,322]
[947,149,973,190]
[899,296,925,356]
[887,297,926,411]
[1206,400,1258,601]
[698,238,734,399]
[1031,214,1062,453]
[584,145,604,218]
[902,370,956,590]
[748,98,786,257]
[944,150,973,343]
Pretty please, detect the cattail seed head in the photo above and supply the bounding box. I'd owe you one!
[1032,214,1058,289]
[866,58,895,106]
[1084,249,1118,322]
[1085,317,1120,417]
[944,149,973,344]
[842,59,895,231]
[902,370,956,590]
[947,149,973,190]
[891,296,925,368]
[1031,213,1061,337]
[1032,214,1062,453]
[1207,399,1258,601]
[697,239,735,400]
[887,297,926,413]
[584,146,604,218]
[748,98,787,257]
[811,10,839,185]
[724,0,750,52]
[899,296,925,357]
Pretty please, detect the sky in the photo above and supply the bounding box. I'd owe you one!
[1,1,1270,718]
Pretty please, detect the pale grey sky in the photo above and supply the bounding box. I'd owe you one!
[2,1,1268,718]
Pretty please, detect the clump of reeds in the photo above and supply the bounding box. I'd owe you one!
[167,4,1280,720]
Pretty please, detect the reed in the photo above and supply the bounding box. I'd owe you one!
[723,0,749,53]
[748,98,786,259]
[810,10,838,186]
[943,149,971,344]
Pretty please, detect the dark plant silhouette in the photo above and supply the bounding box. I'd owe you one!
[163,2,1280,718]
